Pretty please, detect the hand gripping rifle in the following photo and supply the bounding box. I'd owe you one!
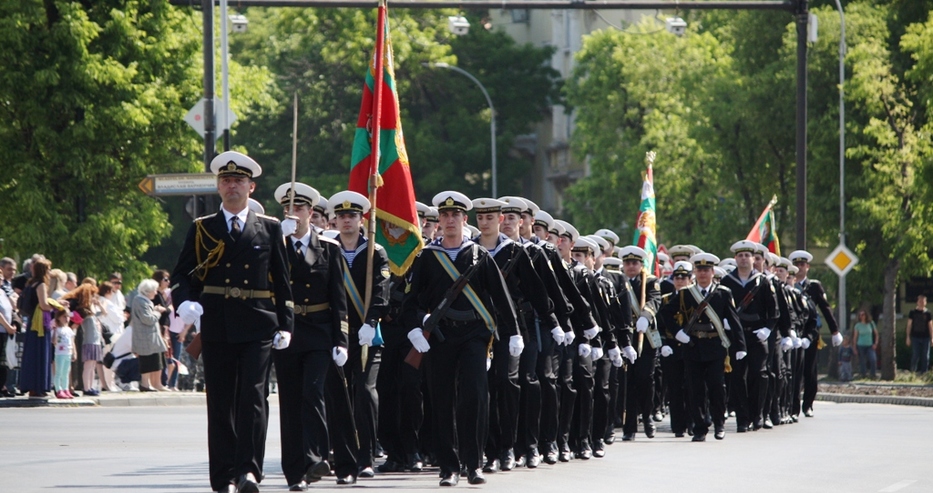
[681,288,716,343]
[404,254,483,370]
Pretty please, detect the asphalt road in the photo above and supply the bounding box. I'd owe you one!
[2,401,931,493]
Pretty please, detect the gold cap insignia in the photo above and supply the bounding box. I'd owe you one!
[226,161,237,171]
[343,200,351,209]
[445,197,455,206]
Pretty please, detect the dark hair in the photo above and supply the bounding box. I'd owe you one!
[61,283,99,317]
[98,281,114,297]
[28,258,51,287]
[152,269,170,283]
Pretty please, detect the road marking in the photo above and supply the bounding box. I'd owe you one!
[879,480,917,492]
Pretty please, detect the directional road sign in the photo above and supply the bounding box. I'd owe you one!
[184,98,237,136]
[138,173,217,196]
[825,243,859,276]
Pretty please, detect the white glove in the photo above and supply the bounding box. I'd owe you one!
[563,330,576,346]
[608,347,623,367]
[754,327,771,341]
[724,319,731,331]
[794,337,803,349]
[578,343,592,358]
[407,328,431,353]
[178,301,204,325]
[736,350,747,360]
[675,330,690,344]
[272,330,291,350]
[332,346,348,367]
[358,323,376,347]
[591,346,604,361]
[636,316,650,333]
[832,332,843,347]
[281,218,298,237]
[622,345,637,364]
[789,330,798,340]
[781,337,793,351]
[551,327,565,345]
[801,338,811,350]
[487,357,492,371]
[584,326,600,340]
[509,335,525,357]
[660,345,673,357]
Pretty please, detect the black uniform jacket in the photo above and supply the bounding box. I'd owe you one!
[522,236,573,330]
[676,284,747,362]
[720,270,777,332]
[171,210,293,344]
[339,234,390,329]
[593,268,633,349]
[486,235,559,334]
[796,277,838,335]
[283,231,349,352]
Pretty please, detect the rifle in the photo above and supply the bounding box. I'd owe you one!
[404,251,483,369]
[682,288,715,337]
[636,270,646,355]
[735,275,763,315]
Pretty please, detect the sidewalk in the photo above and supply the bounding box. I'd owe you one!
[0,389,209,408]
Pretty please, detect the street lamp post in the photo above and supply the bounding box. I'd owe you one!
[833,0,847,333]
[425,62,497,197]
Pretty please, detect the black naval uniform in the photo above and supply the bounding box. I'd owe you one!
[483,234,559,470]
[170,209,293,492]
[338,233,390,471]
[597,265,634,442]
[796,276,838,415]
[677,283,746,439]
[402,238,520,480]
[720,270,777,431]
[590,267,632,452]
[764,274,793,426]
[656,290,691,437]
[273,230,357,484]
[621,273,661,439]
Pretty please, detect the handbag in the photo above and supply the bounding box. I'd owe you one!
[100,322,113,345]
[103,351,131,369]
[5,334,18,369]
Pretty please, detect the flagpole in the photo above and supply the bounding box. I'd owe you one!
[289,92,298,213]
[364,0,387,314]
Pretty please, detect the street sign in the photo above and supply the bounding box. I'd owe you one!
[138,173,217,196]
[825,243,859,276]
[184,98,237,136]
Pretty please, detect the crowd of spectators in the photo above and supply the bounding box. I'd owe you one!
[0,254,201,399]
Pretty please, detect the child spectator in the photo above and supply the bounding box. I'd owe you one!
[52,308,76,399]
[838,335,854,383]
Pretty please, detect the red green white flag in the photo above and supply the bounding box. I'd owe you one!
[746,195,781,256]
[632,152,660,277]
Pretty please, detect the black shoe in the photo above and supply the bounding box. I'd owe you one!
[482,458,500,473]
[406,453,424,472]
[621,433,635,442]
[575,439,592,460]
[336,475,356,485]
[358,466,374,478]
[645,422,656,439]
[763,418,773,429]
[603,433,615,444]
[674,432,685,438]
[526,447,541,468]
[377,460,405,473]
[592,440,605,458]
[500,449,516,471]
[803,409,814,418]
[288,481,308,491]
[791,414,799,422]
[514,455,526,468]
[652,411,664,422]
[467,469,486,485]
[216,484,236,493]
[692,434,707,442]
[439,472,459,487]
[714,427,725,440]
[304,461,330,484]
[543,442,558,464]
[752,420,763,431]
[686,427,694,436]
[736,423,748,433]
[235,473,259,493]
[558,445,572,462]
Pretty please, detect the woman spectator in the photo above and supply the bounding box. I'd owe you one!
[152,269,175,388]
[48,269,68,300]
[852,309,878,379]
[132,279,169,391]
[18,258,54,399]
[0,285,18,397]
[97,281,124,392]
[63,283,105,395]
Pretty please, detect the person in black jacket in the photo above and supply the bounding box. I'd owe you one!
[170,152,293,493]
[618,246,659,441]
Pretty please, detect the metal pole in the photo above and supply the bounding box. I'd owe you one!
[220,0,231,150]
[424,63,497,197]
[834,0,847,333]
[174,0,795,10]
[202,0,216,172]
[795,0,808,250]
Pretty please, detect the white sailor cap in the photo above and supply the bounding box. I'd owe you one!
[672,261,693,276]
[752,242,769,256]
[788,264,799,274]
[321,229,340,240]
[211,151,262,178]
[775,257,792,269]
[719,258,737,268]
[433,191,472,212]
[766,252,780,266]
[554,220,579,242]
[415,201,430,219]
[667,244,696,259]
[534,210,555,231]
[472,197,506,214]
[657,251,670,264]
[593,229,620,247]
[618,245,649,262]
[730,240,758,254]
[425,207,439,222]
[247,198,265,215]
[713,267,727,279]
[465,224,480,238]
[585,234,610,253]
[691,252,721,268]
[497,196,529,215]
[275,182,321,208]
[602,257,623,269]
[789,250,813,264]
[328,190,371,215]
[613,246,623,258]
[550,219,565,237]
[314,196,329,215]
[723,264,737,274]
[571,236,598,255]
[520,197,541,216]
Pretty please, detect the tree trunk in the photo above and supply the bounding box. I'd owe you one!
[880,259,899,380]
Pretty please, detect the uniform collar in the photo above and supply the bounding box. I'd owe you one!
[221,206,249,228]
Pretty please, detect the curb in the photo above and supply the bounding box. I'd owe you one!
[0,393,207,409]
[816,392,933,407]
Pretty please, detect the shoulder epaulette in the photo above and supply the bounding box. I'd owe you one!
[716,284,733,294]
[373,242,385,251]
[257,213,280,222]
[195,212,218,222]
[319,235,340,246]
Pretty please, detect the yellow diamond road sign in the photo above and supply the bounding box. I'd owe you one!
[825,243,858,276]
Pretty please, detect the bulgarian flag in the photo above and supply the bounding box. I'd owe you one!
[746,195,781,256]
[349,2,422,276]
[632,152,660,277]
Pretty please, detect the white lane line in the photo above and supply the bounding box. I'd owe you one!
[879,480,918,492]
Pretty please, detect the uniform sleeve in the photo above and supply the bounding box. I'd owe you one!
[774,281,792,337]
[560,266,596,333]
[514,248,559,329]
[720,289,746,353]
[327,245,349,348]
[362,247,391,325]
[808,281,839,335]
[400,253,429,332]
[482,252,520,338]
[535,248,573,330]
[269,220,294,334]
[169,222,202,311]
[640,276,662,322]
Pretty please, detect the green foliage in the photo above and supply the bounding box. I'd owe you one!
[0,0,205,285]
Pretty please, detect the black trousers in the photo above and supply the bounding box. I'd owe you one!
[569,348,594,451]
[426,331,491,476]
[591,353,613,444]
[202,339,272,491]
[730,336,769,427]
[790,346,805,416]
[537,328,561,450]
[376,329,423,464]
[622,345,657,435]
[348,343,381,468]
[516,320,542,455]
[486,335,521,458]
[764,338,784,421]
[686,357,726,437]
[556,342,577,450]
[802,342,820,413]
[659,355,689,435]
